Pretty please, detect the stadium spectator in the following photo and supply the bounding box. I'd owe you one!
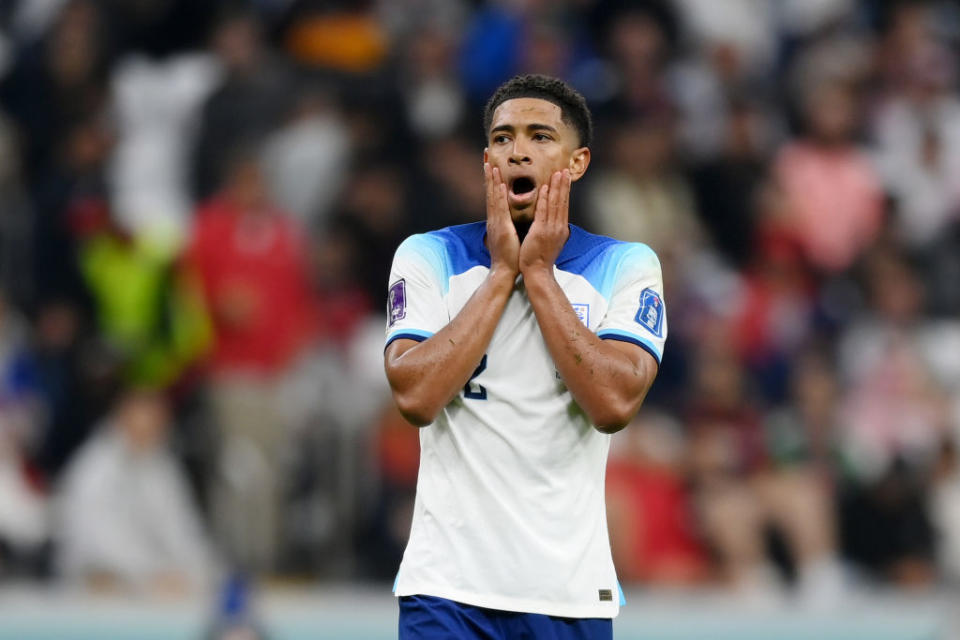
[687,322,842,602]
[689,97,776,268]
[261,88,352,228]
[411,134,486,228]
[107,51,221,241]
[763,351,847,604]
[328,160,414,310]
[770,80,884,273]
[731,226,818,404]
[396,23,466,140]
[606,410,707,586]
[26,108,107,315]
[186,148,318,574]
[837,246,950,586]
[871,32,960,249]
[594,4,675,119]
[0,113,33,309]
[0,0,110,192]
[56,388,216,593]
[76,202,212,389]
[586,111,704,264]
[191,6,294,201]
[28,297,102,480]
[0,290,48,573]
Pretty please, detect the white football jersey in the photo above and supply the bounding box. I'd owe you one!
[385,222,667,618]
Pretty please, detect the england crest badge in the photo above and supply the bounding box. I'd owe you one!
[572,303,590,327]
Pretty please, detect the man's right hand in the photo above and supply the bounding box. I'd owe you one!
[484,163,520,280]
[387,163,519,425]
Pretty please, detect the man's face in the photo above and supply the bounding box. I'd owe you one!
[484,97,588,223]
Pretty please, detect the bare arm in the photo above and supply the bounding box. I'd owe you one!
[519,171,659,433]
[385,269,514,426]
[384,164,520,426]
[524,269,658,432]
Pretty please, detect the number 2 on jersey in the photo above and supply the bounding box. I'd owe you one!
[463,354,488,400]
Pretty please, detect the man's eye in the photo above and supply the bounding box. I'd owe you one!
[533,133,551,141]
[493,135,509,144]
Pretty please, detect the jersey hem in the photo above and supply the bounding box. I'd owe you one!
[597,330,662,364]
[394,582,620,619]
[385,330,433,350]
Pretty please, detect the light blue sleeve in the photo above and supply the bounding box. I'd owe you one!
[385,234,450,348]
[595,244,667,364]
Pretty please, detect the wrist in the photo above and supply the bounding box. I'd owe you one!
[520,262,555,282]
[520,264,556,288]
[487,265,519,289]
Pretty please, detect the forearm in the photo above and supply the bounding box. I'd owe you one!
[523,268,656,432]
[386,268,516,425]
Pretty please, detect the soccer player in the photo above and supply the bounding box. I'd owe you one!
[384,74,666,639]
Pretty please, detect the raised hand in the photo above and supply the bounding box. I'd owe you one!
[519,169,570,276]
[484,163,520,278]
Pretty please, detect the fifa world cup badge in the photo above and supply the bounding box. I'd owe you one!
[634,288,664,338]
[388,279,407,326]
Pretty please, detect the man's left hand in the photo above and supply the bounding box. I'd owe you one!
[519,169,571,276]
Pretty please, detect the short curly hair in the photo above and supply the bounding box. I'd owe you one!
[483,74,593,148]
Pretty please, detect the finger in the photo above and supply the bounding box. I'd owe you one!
[493,167,510,221]
[548,170,563,224]
[559,169,571,225]
[489,166,501,218]
[499,182,512,225]
[534,184,549,223]
[484,162,493,209]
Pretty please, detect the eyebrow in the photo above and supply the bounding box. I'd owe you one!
[490,123,560,136]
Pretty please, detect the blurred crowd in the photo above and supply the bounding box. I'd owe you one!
[0,0,959,607]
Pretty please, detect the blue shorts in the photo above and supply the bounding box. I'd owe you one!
[398,594,613,640]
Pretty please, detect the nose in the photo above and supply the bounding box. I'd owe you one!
[509,139,531,165]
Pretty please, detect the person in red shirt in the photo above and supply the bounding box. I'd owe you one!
[187,151,317,376]
[185,149,318,573]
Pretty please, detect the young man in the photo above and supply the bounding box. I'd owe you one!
[384,74,666,639]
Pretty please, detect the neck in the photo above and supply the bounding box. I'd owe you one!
[514,220,532,243]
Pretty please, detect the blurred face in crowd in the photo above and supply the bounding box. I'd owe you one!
[63,116,113,171]
[611,116,673,178]
[424,137,485,220]
[867,252,924,325]
[48,0,100,87]
[805,83,858,145]
[484,98,590,223]
[117,390,170,455]
[35,300,80,351]
[345,166,405,235]
[792,353,838,427]
[212,13,262,74]
[226,157,269,213]
[608,12,665,73]
[692,322,746,410]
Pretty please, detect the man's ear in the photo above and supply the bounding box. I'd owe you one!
[568,147,591,182]
[483,148,489,164]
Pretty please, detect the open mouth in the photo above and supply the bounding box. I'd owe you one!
[511,176,536,195]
